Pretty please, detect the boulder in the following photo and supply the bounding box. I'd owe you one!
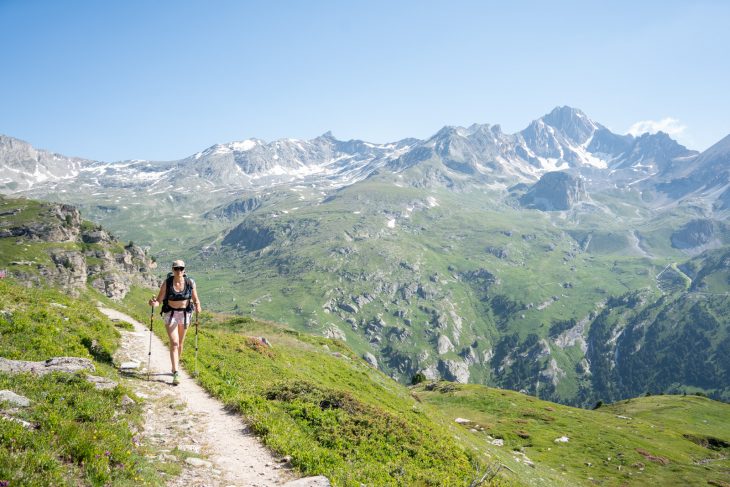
[0,356,95,374]
[337,302,359,314]
[0,356,115,390]
[0,390,31,407]
[437,335,455,355]
[362,352,378,368]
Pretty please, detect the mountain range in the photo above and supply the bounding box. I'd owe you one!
[1,106,729,407]
[3,106,727,214]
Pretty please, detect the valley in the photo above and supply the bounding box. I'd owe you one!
[2,106,729,408]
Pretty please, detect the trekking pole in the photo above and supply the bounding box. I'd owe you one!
[194,311,199,377]
[148,304,154,381]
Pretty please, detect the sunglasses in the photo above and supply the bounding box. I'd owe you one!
[173,266,185,271]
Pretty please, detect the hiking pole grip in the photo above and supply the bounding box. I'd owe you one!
[148,303,154,381]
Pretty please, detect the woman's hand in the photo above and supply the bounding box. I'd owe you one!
[149,297,158,307]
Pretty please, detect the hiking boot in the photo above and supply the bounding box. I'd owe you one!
[172,371,180,385]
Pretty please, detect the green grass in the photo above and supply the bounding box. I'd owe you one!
[413,382,730,486]
[0,279,163,486]
[91,182,725,407]
[163,314,504,486]
[20,177,730,407]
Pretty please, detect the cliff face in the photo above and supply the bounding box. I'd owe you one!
[0,196,158,298]
[519,171,587,211]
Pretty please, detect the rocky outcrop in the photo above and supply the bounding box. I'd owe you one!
[519,171,587,211]
[1,198,158,298]
[204,196,263,220]
[362,352,378,368]
[438,359,470,383]
[540,358,566,386]
[222,222,275,251]
[0,203,81,242]
[671,219,716,250]
[437,335,455,355]
[323,325,347,342]
[0,356,117,390]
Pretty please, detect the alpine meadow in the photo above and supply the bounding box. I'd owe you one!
[2,105,729,486]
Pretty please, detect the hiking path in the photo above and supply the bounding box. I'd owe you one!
[99,307,329,487]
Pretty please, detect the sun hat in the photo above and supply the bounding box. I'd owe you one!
[172,259,186,268]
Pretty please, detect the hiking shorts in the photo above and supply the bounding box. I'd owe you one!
[164,310,191,329]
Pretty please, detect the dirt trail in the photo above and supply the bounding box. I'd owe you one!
[99,307,328,487]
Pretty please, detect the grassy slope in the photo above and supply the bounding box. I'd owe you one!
[144,311,502,486]
[183,182,675,400]
[0,279,162,486]
[120,284,730,487]
[29,177,730,406]
[414,382,730,486]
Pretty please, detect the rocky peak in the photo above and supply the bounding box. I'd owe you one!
[540,106,598,144]
[0,135,87,192]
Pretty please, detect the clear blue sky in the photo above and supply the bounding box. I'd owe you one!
[1,0,728,161]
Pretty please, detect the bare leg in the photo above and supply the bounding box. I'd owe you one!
[178,322,188,360]
[166,319,181,372]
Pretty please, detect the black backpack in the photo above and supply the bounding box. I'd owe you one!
[161,272,194,313]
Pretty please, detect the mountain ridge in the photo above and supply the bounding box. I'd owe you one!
[1,106,715,208]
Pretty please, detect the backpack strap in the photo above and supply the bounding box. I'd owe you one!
[161,275,193,314]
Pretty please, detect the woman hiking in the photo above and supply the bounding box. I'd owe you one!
[149,260,202,385]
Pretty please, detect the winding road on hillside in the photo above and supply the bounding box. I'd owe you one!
[99,307,329,487]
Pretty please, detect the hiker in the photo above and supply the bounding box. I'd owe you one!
[149,260,202,385]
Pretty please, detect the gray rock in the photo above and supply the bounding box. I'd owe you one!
[519,171,587,211]
[0,356,95,375]
[420,363,439,380]
[323,325,347,341]
[352,294,374,307]
[438,359,470,383]
[0,390,31,407]
[81,229,111,244]
[337,302,358,314]
[86,375,118,390]
[185,457,213,468]
[670,219,716,249]
[282,475,331,486]
[437,335,455,355]
[362,352,378,368]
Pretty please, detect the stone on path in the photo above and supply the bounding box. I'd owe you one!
[185,457,214,468]
[282,476,332,487]
[120,360,141,369]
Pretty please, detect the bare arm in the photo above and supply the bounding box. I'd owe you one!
[149,281,167,307]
